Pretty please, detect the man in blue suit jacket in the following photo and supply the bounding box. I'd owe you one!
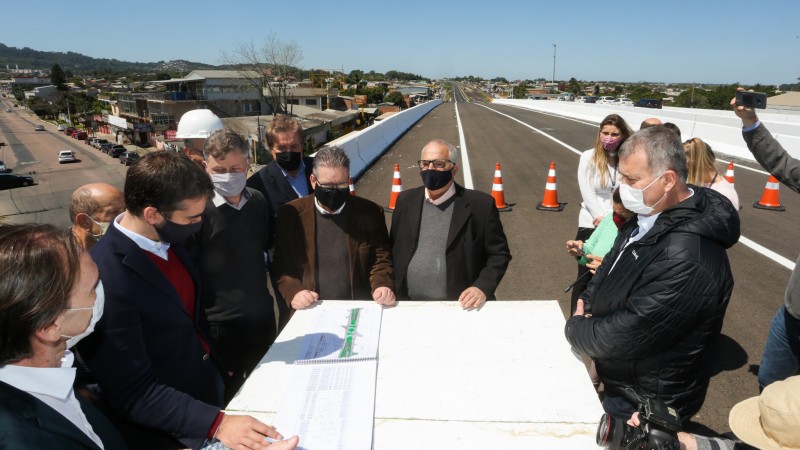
[77,152,295,450]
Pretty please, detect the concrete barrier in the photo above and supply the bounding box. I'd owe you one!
[326,100,443,178]
[494,99,800,161]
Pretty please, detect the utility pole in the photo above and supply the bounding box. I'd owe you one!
[552,44,557,87]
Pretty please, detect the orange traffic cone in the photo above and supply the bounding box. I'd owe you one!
[491,163,512,212]
[348,177,355,196]
[384,164,403,212]
[753,175,785,211]
[724,162,735,185]
[536,161,565,211]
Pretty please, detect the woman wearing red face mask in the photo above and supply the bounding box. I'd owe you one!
[568,114,633,314]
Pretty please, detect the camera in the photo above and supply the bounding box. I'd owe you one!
[596,397,682,450]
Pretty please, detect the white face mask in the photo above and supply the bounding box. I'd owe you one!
[210,172,247,198]
[89,216,110,241]
[619,172,666,215]
[61,282,105,349]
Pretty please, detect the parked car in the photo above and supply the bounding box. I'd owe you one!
[584,96,597,104]
[596,96,616,104]
[70,129,82,138]
[614,97,633,106]
[86,137,98,146]
[93,139,109,149]
[635,98,663,109]
[75,131,88,140]
[64,127,76,136]
[99,143,114,153]
[34,124,45,131]
[109,145,126,158]
[0,160,11,174]
[57,124,67,131]
[119,151,140,166]
[58,150,77,164]
[0,173,34,190]
[4,108,11,113]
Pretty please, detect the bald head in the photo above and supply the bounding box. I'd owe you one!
[69,183,125,224]
[421,139,459,165]
[640,118,663,129]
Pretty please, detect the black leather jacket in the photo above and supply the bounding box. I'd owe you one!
[566,186,740,420]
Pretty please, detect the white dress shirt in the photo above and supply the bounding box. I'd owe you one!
[113,213,170,260]
[0,351,105,448]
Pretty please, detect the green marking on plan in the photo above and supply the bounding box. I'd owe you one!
[339,308,361,358]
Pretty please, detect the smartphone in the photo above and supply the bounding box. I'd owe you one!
[571,244,586,256]
[736,91,767,109]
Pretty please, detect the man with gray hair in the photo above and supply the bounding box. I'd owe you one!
[390,139,511,308]
[272,146,395,310]
[565,126,740,424]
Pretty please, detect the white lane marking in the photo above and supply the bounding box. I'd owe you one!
[454,87,474,189]
[475,103,583,156]
[739,236,796,270]
[499,103,770,176]
[479,102,796,271]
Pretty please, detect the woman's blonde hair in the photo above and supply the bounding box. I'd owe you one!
[591,114,633,186]
[683,137,718,186]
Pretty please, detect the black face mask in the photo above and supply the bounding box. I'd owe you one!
[421,169,453,191]
[315,186,349,212]
[156,217,202,244]
[275,151,302,171]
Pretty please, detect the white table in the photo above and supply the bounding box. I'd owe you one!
[227,300,604,449]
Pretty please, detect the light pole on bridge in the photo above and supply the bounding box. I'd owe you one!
[552,43,557,88]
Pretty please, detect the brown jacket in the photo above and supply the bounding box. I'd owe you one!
[273,195,394,305]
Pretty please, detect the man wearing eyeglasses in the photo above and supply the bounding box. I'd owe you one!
[390,139,511,309]
[272,145,395,310]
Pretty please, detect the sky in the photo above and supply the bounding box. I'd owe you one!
[2,0,799,85]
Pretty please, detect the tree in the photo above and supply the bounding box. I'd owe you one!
[51,64,67,91]
[567,77,582,95]
[385,91,406,109]
[222,34,304,115]
[346,69,365,87]
[513,83,529,99]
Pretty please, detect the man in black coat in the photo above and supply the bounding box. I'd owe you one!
[77,153,292,450]
[565,126,740,424]
[390,139,511,308]
[246,115,313,329]
[246,115,314,219]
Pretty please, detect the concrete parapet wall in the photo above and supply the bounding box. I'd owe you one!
[326,100,443,179]
[493,99,800,162]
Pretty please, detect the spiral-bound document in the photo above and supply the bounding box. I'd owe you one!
[274,304,383,450]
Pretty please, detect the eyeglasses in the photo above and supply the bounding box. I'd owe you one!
[316,182,350,191]
[417,159,453,170]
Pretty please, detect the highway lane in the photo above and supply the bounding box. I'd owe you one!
[0,100,126,227]
[356,83,796,435]
[1,86,793,435]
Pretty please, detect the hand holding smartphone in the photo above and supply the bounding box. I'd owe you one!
[735,91,767,109]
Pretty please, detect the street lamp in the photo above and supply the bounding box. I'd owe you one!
[552,44,557,87]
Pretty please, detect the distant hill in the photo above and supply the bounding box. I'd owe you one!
[0,43,218,75]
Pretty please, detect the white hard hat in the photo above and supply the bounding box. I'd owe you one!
[175,109,223,139]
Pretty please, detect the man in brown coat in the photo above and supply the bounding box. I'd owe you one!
[272,146,396,310]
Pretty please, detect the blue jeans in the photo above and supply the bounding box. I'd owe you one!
[758,305,800,390]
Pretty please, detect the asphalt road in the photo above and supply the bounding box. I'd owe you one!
[356,83,795,436]
[0,100,126,227]
[2,87,794,436]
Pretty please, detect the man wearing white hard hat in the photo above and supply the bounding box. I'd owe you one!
[176,109,224,165]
